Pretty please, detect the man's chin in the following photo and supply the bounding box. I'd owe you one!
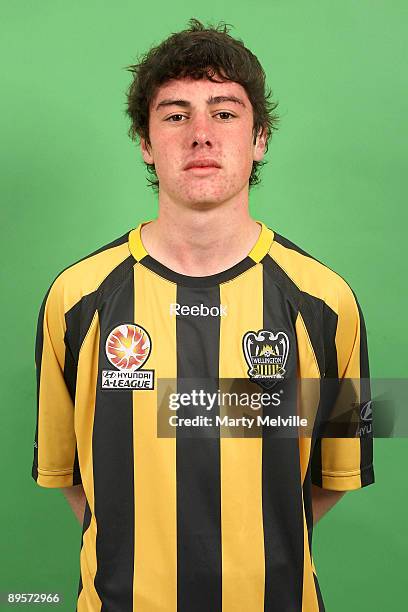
[167,186,227,208]
[161,180,239,208]
[182,193,230,209]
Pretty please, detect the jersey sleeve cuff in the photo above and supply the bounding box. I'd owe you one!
[32,464,82,488]
[312,463,375,491]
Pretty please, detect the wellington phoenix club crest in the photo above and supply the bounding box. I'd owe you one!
[101,323,154,390]
[243,329,290,386]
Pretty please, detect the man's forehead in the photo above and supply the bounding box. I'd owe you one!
[151,76,249,110]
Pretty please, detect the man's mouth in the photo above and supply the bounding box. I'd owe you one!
[184,158,221,170]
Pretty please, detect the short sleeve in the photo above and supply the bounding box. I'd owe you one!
[32,276,82,488]
[311,281,375,491]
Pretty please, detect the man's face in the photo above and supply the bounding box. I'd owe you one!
[140,75,267,208]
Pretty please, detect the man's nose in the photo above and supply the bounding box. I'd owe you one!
[188,114,215,146]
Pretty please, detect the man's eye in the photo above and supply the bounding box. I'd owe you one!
[166,114,186,122]
[216,112,235,120]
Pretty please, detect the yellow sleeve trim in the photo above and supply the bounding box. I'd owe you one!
[35,472,81,488]
[37,467,76,475]
[316,464,374,491]
[321,468,362,477]
[34,467,81,488]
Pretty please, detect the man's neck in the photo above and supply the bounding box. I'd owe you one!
[140,200,262,277]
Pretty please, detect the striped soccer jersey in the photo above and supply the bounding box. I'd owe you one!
[32,219,374,612]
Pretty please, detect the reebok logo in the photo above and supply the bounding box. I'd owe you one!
[170,303,228,317]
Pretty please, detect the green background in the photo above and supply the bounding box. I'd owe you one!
[1,1,407,610]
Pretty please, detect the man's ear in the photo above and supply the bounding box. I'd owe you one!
[140,137,154,165]
[253,127,267,162]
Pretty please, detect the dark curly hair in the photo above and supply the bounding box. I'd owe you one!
[124,17,280,191]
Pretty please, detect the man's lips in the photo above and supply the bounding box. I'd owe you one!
[184,159,221,170]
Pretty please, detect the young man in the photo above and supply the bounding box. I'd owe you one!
[32,18,374,612]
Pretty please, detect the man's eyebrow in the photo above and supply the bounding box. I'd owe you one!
[155,95,246,111]
[209,95,246,107]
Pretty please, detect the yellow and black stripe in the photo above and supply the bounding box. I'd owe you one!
[32,220,374,612]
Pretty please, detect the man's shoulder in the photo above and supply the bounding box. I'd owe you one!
[268,228,358,311]
[42,230,133,315]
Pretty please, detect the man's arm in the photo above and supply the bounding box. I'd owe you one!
[61,484,86,524]
[311,485,346,525]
